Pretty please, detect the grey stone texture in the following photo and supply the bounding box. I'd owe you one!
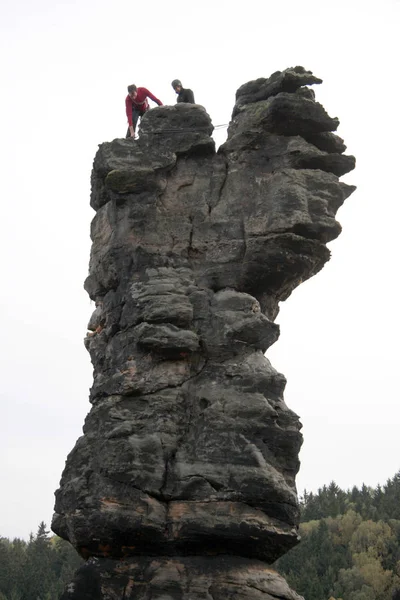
[59,557,304,600]
[53,66,355,599]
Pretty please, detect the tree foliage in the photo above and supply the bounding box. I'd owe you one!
[3,472,400,599]
[276,471,400,600]
[0,523,82,600]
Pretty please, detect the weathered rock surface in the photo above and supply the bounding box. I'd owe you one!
[53,66,356,599]
[60,557,304,600]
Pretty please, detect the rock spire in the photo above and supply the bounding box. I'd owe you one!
[53,66,355,599]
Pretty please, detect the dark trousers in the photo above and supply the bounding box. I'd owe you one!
[126,109,144,138]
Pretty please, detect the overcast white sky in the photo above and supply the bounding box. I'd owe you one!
[0,0,399,540]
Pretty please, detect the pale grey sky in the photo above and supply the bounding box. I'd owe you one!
[0,0,399,539]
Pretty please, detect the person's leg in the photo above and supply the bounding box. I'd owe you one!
[136,109,149,138]
[132,110,140,137]
[126,109,141,138]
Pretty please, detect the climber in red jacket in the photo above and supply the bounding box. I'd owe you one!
[125,84,163,138]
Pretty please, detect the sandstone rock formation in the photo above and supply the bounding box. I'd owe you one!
[53,66,355,599]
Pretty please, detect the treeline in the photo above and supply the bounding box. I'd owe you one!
[0,522,82,600]
[275,472,400,600]
[2,474,400,600]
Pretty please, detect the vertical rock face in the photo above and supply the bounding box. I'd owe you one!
[53,67,355,599]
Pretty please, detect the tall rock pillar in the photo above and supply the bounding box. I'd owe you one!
[53,67,355,599]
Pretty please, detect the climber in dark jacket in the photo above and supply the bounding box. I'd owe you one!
[171,79,195,104]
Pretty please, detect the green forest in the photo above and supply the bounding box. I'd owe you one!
[276,472,400,599]
[2,473,400,599]
[0,523,82,600]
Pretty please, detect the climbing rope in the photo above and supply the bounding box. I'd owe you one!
[141,124,229,134]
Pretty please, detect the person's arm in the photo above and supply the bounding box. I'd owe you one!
[187,89,195,104]
[125,96,135,137]
[125,95,133,126]
[142,88,163,106]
